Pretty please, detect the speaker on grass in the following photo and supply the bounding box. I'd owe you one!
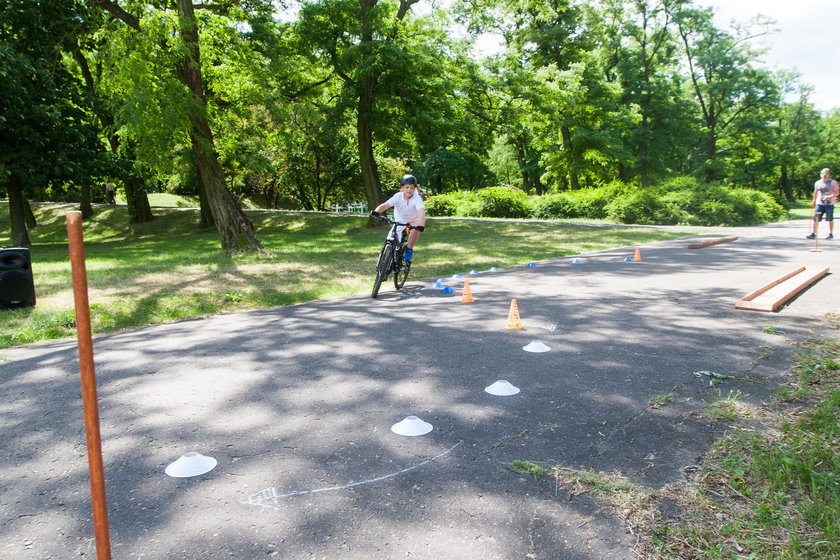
[0,247,36,309]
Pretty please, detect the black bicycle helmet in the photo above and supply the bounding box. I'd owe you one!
[399,174,418,185]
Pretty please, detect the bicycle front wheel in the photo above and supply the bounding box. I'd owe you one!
[394,254,411,289]
[371,244,394,298]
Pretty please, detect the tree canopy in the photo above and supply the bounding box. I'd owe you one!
[3,0,837,247]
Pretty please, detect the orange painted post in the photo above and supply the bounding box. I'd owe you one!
[66,211,112,560]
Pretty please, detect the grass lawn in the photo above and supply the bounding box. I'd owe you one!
[1,203,690,348]
[786,199,815,220]
[513,316,840,560]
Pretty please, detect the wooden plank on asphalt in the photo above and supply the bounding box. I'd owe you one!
[687,236,739,249]
[736,267,830,312]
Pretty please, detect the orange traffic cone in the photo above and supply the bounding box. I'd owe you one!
[461,279,474,303]
[633,247,642,262]
[506,299,522,329]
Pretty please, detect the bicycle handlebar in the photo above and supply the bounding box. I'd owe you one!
[372,213,417,228]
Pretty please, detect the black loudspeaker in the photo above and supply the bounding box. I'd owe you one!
[0,247,36,309]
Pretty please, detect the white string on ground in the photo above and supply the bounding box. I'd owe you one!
[241,441,463,508]
[537,323,557,332]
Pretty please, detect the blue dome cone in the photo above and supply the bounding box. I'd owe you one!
[572,258,582,264]
[440,286,455,294]
[528,262,537,267]
[623,256,633,262]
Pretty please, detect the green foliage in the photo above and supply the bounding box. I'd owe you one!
[658,177,787,226]
[425,177,788,226]
[472,186,530,218]
[423,192,465,217]
[0,0,108,190]
[528,192,578,220]
[426,187,530,219]
[510,460,550,476]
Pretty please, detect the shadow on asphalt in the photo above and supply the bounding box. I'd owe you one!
[1,226,836,558]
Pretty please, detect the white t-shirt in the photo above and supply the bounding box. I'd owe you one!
[814,179,839,205]
[387,191,425,223]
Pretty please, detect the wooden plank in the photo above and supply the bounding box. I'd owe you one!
[736,267,830,312]
[739,267,806,303]
[687,236,739,249]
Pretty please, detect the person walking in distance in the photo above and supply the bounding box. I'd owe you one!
[807,168,839,240]
[370,175,426,261]
[105,182,116,205]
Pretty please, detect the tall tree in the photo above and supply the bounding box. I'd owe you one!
[1,0,107,246]
[673,3,779,182]
[72,47,154,224]
[600,0,695,185]
[297,0,421,216]
[92,0,262,251]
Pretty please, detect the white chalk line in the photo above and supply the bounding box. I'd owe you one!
[241,441,463,508]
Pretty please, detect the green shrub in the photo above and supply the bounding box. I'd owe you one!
[732,189,787,224]
[428,178,786,226]
[423,193,460,217]
[657,179,785,226]
[473,186,530,218]
[606,188,671,224]
[529,192,579,220]
[570,188,611,219]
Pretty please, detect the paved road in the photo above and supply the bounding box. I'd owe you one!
[1,220,838,559]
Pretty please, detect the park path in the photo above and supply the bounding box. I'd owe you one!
[1,219,838,559]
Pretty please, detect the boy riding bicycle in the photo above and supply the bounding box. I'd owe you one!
[370,175,426,261]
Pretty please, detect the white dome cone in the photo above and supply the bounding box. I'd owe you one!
[391,416,433,436]
[523,341,550,353]
[165,452,218,478]
[485,380,520,396]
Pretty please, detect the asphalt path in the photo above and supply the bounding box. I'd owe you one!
[1,219,838,560]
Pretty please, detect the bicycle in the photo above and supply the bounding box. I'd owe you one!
[371,215,418,298]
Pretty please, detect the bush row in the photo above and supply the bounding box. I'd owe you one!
[424,178,787,226]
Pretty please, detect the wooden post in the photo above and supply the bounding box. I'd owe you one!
[66,211,112,560]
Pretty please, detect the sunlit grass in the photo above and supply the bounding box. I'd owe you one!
[1,203,688,347]
[787,199,814,220]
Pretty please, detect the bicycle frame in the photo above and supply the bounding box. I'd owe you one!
[371,216,412,298]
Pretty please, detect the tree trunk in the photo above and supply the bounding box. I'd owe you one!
[176,0,260,251]
[188,117,261,250]
[7,174,31,247]
[23,196,37,229]
[124,177,154,223]
[358,80,382,224]
[195,175,215,228]
[513,137,532,192]
[561,126,580,190]
[80,183,94,219]
[780,166,793,202]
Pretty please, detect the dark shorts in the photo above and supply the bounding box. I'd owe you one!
[814,204,835,221]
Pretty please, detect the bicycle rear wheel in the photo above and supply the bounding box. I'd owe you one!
[371,243,394,298]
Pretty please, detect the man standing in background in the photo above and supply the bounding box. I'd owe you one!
[807,168,839,240]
